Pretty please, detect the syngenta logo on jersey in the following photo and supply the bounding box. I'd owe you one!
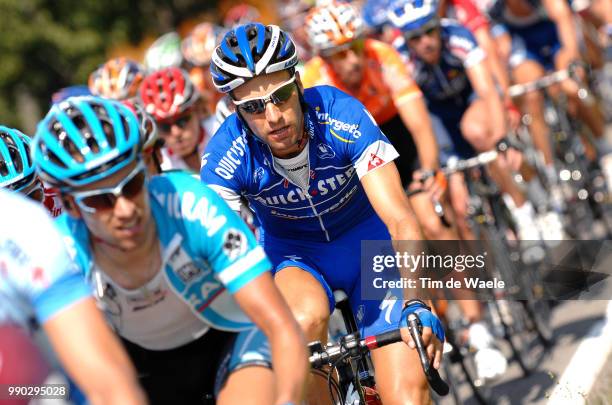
[214,134,248,180]
[316,110,362,139]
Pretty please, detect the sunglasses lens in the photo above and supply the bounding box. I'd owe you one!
[160,123,172,133]
[177,113,192,128]
[271,83,296,104]
[27,188,44,202]
[81,193,116,211]
[239,100,266,114]
[122,171,146,199]
[77,167,146,211]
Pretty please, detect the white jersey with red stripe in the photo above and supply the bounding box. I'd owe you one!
[200,85,400,242]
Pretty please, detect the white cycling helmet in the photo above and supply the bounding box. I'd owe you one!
[305,1,365,55]
[387,0,440,33]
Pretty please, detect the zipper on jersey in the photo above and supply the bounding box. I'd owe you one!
[265,143,331,241]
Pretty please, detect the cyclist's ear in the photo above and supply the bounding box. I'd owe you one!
[295,71,305,93]
[61,195,81,219]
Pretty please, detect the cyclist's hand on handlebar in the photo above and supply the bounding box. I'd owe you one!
[496,137,523,172]
[504,98,521,131]
[400,301,445,369]
[411,169,447,201]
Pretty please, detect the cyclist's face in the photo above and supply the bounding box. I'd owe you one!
[71,161,152,251]
[323,39,365,89]
[233,70,305,158]
[158,109,202,158]
[407,26,441,64]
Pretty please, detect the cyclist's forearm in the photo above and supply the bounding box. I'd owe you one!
[269,325,308,404]
[545,0,580,58]
[397,98,439,169]
[474,28,511,93]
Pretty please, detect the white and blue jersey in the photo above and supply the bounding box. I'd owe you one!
[55,172,272,340]
[201,85,400,243]
[0,190,91,329]
[394,20,483,161]
[201,85,405,337]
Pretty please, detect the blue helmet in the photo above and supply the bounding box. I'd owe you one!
[210,23,298,93]
[0,126,37,192]
[387,0,439,33]
[51,85,92,105]
[33,96,141,189]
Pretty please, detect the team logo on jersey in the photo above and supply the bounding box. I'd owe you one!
[356,305,366,323]
[222,229,247,260]
[201,152,210,168]
[253,166,356,206]
[317,143,336,159]
[315,108,362,140]
[254,167,265,182]
[214,134,248,180]
[167,244,207,284]
[367,153,385,171]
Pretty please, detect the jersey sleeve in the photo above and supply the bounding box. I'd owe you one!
[323,91,400,179]
[449,0,490,32]
[200,119,247,212]
[174,174,272,294]
[371,40,423,106]
[4,205,92,324]
[445,21,486,68]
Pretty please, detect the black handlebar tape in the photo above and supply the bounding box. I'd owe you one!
[407,314,450,396]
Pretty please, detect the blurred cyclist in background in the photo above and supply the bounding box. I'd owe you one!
[181,22,227,117]
[143,31,183,72]
[277,0,317,63]
[122,100,165,175]
[139,67,213,172]
[389,0,555,252]
[88,58,146,101]
[0,126,62,216]
[223,4,261,28]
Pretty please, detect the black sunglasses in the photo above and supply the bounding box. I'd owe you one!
[233,76,297,115]
[72,163,147,213]
[159,112,193,133]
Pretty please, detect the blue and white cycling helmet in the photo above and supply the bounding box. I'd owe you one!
[33,96,141,189]
[0,126,37,192]
[210,23,298,93]
[387,0,440,33]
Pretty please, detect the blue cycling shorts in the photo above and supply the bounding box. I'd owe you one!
[261,213,405,337]
[428,97,478,165]
[507,20,562,71]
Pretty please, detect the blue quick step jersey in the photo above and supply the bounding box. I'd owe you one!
[393,19,485,107]
[55,171,271,333]
[200,85,400,242]
[0,190,91,329]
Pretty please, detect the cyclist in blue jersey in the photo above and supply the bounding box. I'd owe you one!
[32,96,307,405]
[388,0,560,252]
[0,190,146,405]
[203,23,445,404]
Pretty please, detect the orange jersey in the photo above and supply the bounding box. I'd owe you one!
[302,39,422,125]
